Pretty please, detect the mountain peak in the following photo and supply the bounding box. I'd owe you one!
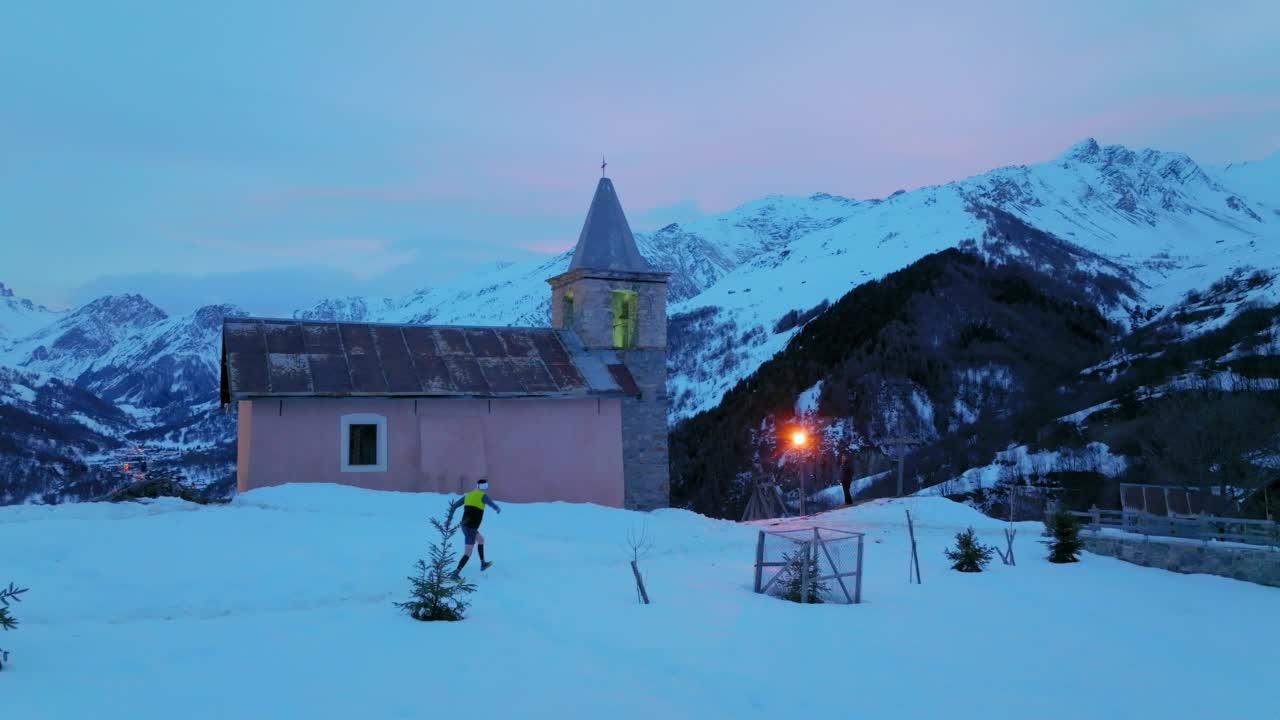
[1060,138,1141,167]
[75,294,168,325]
[1061,138,1101,161]
[0,282,12,299]
[192,303,246,328]
[808,192,859,206]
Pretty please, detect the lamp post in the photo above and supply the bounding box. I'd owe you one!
[880,436,922,497]
[791,429,809,516]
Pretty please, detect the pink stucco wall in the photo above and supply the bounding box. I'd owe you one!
[236,397,625,507]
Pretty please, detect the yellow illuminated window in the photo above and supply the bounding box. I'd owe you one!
[562,290,574,329]
[611,290,637,348]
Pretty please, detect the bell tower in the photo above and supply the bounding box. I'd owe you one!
[548,174,670,510]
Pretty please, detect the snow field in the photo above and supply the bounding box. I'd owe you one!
[1,485,1277,719]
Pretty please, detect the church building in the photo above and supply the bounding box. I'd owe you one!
[219,174,670,510]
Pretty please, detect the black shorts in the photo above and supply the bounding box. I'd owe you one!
[461,525,480,544]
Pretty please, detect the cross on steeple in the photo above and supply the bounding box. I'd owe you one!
[601,155,607,177]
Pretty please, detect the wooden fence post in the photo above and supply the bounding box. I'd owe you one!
[801,540,812,605]
[1090,505,1100,533]
[630,560,650,605]
[854,534,865,604]
[906,509,922,584]
[812,528,822,602]
[999,527,1016,566]
[754,531,765,593]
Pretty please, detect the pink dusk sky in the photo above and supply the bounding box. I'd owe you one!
[3,1,1278,314]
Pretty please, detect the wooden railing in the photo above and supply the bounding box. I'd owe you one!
[1061,507,1280,549]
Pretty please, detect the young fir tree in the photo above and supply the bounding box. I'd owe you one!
[0,582,27,670]
[776,547,829,604]
[945,527,994,572]
[396,507,476,622]
[1045,508,1083,563]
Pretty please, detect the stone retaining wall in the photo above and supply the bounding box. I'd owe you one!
[1082,533,1280,588]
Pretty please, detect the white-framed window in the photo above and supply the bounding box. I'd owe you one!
[340,413,388,473]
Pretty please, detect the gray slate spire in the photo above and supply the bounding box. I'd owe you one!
[569,177,652,272]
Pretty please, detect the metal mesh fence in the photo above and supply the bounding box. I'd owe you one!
[754,527,864,604]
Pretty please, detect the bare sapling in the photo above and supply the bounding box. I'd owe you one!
[906,509,922,584]
[995,527,1017,566]
[626,520,654,605]
[996,487,1017,566]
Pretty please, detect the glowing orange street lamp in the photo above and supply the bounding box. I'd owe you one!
[789,427,812,515]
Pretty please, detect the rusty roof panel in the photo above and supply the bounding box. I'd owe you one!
[372,326,420,392]
[401,325,439,357]
[412,354,453,392]
[301,323,344,354]
[224,322,266,354]
[308,353,353,394]
[268,352,313,393]
[435,328,471,355]
[477,357,526,394]
[544,362,587,391]
[222,318,636,401]
[464,328,505,358]
[531,330,572,365]
[608,363,641,397]
[443,356,490,394]
[339,324,388,393]
[512,357,557,392]
[264,322,306,354]
[227,352,270,394]
[497,328,538,357]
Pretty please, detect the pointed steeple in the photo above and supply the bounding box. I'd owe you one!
[569,177,652,273]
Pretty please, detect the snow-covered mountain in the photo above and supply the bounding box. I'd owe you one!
[1,294,168,379]
[666,139,1280,419]
[74,303,242,413]
[295,139,1279,422]
[1214,151,1280,207]
[0,299,244,501]
[0,282,63,344]
[0,364,136,504]
[296,193,861,327]
[1,297,241,414]
[2,138,1277,506]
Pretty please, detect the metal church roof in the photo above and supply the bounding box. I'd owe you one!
[568,177,653,273]
[219,318,640,403]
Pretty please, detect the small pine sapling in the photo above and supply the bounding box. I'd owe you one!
[1046,508,1083,563]
[945,527,994,572]
[396,505,476,622]
[0,582,28,670]
[776,547,828,603]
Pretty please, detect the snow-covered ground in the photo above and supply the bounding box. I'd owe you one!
[2,485,1275,719]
